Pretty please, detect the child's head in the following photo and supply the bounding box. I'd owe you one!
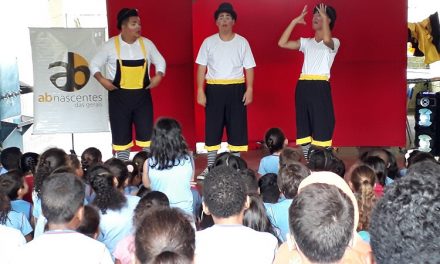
[76,205,100,239]
[67,154,83,178]
[212,152,247,171]
[80,147,102,173]
[237,168,258,195]
[312,4,337,30]
[125,161,141,187]
[258,173,280,203]
[150,118,189,170]
[279,147,302,168]
[203,165,247,219]
[135,207,195,264]
[0,192,11,225]
[0,170,28,200]
[307,147,337,172]
[35,148,68,197]
[133,151,150,176]
[406,150,437,168]
[88,165,127,214]
[328,156,346,178]
[20,152,39,175]
[362,156,387,186]
[133,191,170,227]
[350,165,376,231]
[278,162,310,199]
[41,172,85,227]
[0,147,22,171]
[104,158,129,190]
[290,183,354,263]
[264,128,286,154]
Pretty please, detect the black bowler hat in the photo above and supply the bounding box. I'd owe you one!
[214,2,237,21]
[117,8,139,30]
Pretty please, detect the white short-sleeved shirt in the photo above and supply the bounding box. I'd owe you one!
[195,224,278,264]
[0,225,25,264]
[16,231,113,264]
[299,37,340,78]
[196,33,256,82]
[89,35,166,80]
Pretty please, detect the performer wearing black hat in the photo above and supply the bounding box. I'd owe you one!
[278,3,339,160]
[196,2,256,179]
[90,8,166,161]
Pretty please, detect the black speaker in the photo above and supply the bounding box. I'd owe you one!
[414,91,440,155]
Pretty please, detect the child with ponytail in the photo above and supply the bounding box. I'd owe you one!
[258,128,287,175]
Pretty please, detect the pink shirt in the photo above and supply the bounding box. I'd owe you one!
[113,235,135,264]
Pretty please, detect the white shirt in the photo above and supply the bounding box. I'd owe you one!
[195,224,278,264]
[16,231,113,264]
[90,35,166,80]
[196,33,256,81]
[0,225,25,264]
[299,37,340,78]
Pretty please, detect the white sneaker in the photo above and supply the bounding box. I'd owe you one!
[197,167,209,181]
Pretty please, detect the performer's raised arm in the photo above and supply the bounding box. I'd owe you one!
[278,5,308,50]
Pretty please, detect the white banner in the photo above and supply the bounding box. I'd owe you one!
[30,28,109,134]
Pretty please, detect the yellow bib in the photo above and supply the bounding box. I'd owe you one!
[114,37,148,89]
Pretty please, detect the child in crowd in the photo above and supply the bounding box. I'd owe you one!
[142,118,194,215]
[20,152,39,203]
[0,147,22,174]
[238,168,259,195]
[362,156,386,197]
[308,147,345,177]
[350,165,377,243]
[361,148,398,185]
[196,166,278,264]
[265,162,310,242]
[67,154,84,178]
[88,165,139,256]
[0,192,33,241]
[81,147,103,178]
[0,170,32,222]
[16,172,113,263]
[279,147,302,168]
[132,151,149,176]
[76,205,100,239]
[258,128,287,175]
[212,152,248,171]
[135,207,195,264]
[124,161,141,195]
[258,173,280,203]
[114,191,170,264]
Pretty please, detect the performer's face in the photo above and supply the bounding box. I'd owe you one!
[312,12,323,30]
[216,13,235,32]
[123,16,141,38]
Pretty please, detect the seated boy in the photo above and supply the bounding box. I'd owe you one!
[16,172,113,263]
[195,166,278,264]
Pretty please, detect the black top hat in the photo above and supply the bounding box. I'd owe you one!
[214,2,237,21]
[117,8,139,30]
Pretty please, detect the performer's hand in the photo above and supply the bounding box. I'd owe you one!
[197,90,207,107]
[148,75,163,89]
[293,5,308,25]
[317,3,330,24]
[243,89,253,106]
[100,78,118,91]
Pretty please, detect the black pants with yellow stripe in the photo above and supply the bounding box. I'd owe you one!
[295,80,335,147]
[205,83,248,152]
[108,88,153,151]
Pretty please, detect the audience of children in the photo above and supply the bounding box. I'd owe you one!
[258,128,287,175]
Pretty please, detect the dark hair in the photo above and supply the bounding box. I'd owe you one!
[0,147,22,171]
[150,118,190,170]
[135,207,195,264]
[214,2,237,21]
[41,172,85,224]
[278,162,310,199]
[0,192,11,225]
[133,191,170,227]
[88,166,127,214]
[137,185,152,198]
[67,154,81,170]
[407,150,437,168]
[117,8,139,30]
[35,148,68,198]
[383,149,399,180]
[76,205,100,238]
[279,147,302,168]
[133,151,150,175]
[313,4,337,30]
[370,161,440,264]
[104,158,129,189]
[81,147,102,174]
[264,128,286,154]
[203,165,246,218]
[0,170,24,200]
[362,156,387,186]
[329,156,345,177]
[125,160,140,186]
[237,169,258,195]
[351,165,376,231]
[307,147,341,173]
[243,194,281,244]
[212,152,247,171]
[290,183,354,263]
[258,173,280,203]
[20,152,39,174]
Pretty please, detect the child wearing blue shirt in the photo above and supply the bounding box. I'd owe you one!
[0,170,32,222]
[0,192,33,241]
[258,128,287,176]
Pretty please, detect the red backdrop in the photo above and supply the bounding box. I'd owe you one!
[107,0,407,149]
